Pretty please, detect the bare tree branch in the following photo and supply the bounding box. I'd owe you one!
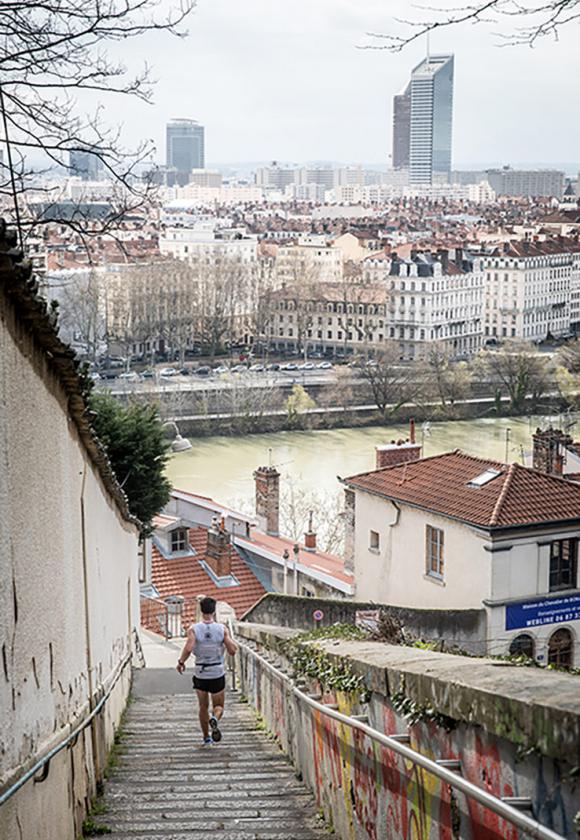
[361,0,580,51]
[0,0,197,238]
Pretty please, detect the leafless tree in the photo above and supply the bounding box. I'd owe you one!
[358,342,425,418]
[193,254,247,359]
[54,268,106,361]
[479,341,553,413]
[158,259,196,366]
[247,255,277,356]
[426,343,473,410]
[362,1,580,51]
[0,0,196,242]
[279,482,344,555]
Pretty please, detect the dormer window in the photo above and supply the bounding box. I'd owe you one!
[170,527,189,553]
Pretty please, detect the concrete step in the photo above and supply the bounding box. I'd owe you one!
[100,689,329,839]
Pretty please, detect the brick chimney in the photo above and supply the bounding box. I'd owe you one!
[532,427,572,475]
[254,465,280,536]
[206,517,232,578]
[375,440,422,470]
[304,511,316,552]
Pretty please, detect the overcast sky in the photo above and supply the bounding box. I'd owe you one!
[108,0,579,168]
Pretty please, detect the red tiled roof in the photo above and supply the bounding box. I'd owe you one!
[148,527,266,628]
[236,531,354,589]
[344,451,580,529]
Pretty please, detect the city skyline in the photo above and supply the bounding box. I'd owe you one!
[97,0,579,167]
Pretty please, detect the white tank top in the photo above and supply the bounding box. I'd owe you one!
[192,621,225,679]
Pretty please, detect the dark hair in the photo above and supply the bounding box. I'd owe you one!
[200,596,216,616]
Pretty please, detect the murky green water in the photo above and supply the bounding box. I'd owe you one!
[166,414,574,510]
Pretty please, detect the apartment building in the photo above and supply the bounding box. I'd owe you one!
[270,283,390,355]
[364,249,485,359]
[159,222,259,262]
[482,239,580,341]
[276,235,343,286]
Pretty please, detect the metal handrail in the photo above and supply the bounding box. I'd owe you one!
[236,635,566,840]
[0,651,132,807]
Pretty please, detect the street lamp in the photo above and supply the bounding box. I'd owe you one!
[162,420,192,452]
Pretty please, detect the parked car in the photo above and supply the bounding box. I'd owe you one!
[298,362,315,370]
[99,369,119,380]
[159,367,178,376]
[141,369,155,379]
[179,366,192,375]
[249,363,265,372]
[195,366,212,376]
[231,364,248,373]
[316,361,333,370]
[281,362,298,371]
[266,363,280,371]
[213,365,229,374]
[119,371,140,381]
[89,372,101,381]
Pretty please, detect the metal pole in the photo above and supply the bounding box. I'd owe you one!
[282,549,289,594]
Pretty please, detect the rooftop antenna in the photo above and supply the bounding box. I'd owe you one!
[426,30,431,63]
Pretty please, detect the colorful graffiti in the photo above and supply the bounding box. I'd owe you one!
[238,640,575,840]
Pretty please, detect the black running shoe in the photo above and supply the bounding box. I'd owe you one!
[209,715,222,742]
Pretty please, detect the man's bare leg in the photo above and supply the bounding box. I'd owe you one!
[209,689,225,741]
[211,689,225,720]
[196,690,210,739]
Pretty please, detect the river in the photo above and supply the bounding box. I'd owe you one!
[165,414,574,515]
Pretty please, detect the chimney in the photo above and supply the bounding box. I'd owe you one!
[437,248,449,273]
[454,246,464,269]
[254,465,280,536]
[532,427,572,475]
[376,440,422,470]
[304,511,317,552]
[409,417,416,444]
[206,516,232,577]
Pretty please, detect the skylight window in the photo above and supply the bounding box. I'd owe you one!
[467,469,501,488]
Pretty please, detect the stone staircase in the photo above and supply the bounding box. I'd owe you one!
[99,676,330,839]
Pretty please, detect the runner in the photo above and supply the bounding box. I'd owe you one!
[176,597,238,746]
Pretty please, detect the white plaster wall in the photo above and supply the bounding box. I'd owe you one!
[353,491,491,608]
[0,295,138,839]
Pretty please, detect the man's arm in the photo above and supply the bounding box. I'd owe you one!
[223,626,238,656]
[176,627,196,673]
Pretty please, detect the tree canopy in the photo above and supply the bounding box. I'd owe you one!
[89,392,171,532]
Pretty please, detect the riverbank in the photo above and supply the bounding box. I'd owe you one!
[167,392,567,438]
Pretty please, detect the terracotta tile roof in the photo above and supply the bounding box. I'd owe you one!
[344,451,580,529]
[148,526,266,629]
[235,530,354,591]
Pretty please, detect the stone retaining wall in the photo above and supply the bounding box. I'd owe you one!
[242,593,488,655]
[235,622,580,840]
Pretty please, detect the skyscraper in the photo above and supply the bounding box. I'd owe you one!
[69,149,104,180]
[166,119,205,181]
[395,55,454,185]
[392,83,411,170]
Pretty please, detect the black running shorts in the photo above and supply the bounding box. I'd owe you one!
[193,675,226,694]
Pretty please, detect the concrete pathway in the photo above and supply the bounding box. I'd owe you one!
[99,667,329,839]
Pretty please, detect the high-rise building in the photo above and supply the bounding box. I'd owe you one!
[166,119,205,183]
[484,168,564,198]
[69,149,104,180]
[392,83,411,170]
[405,54,454,185]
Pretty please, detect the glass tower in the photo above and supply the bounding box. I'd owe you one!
[392,82,411,170]
[408,55,454,185]
[166,119,205,176]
